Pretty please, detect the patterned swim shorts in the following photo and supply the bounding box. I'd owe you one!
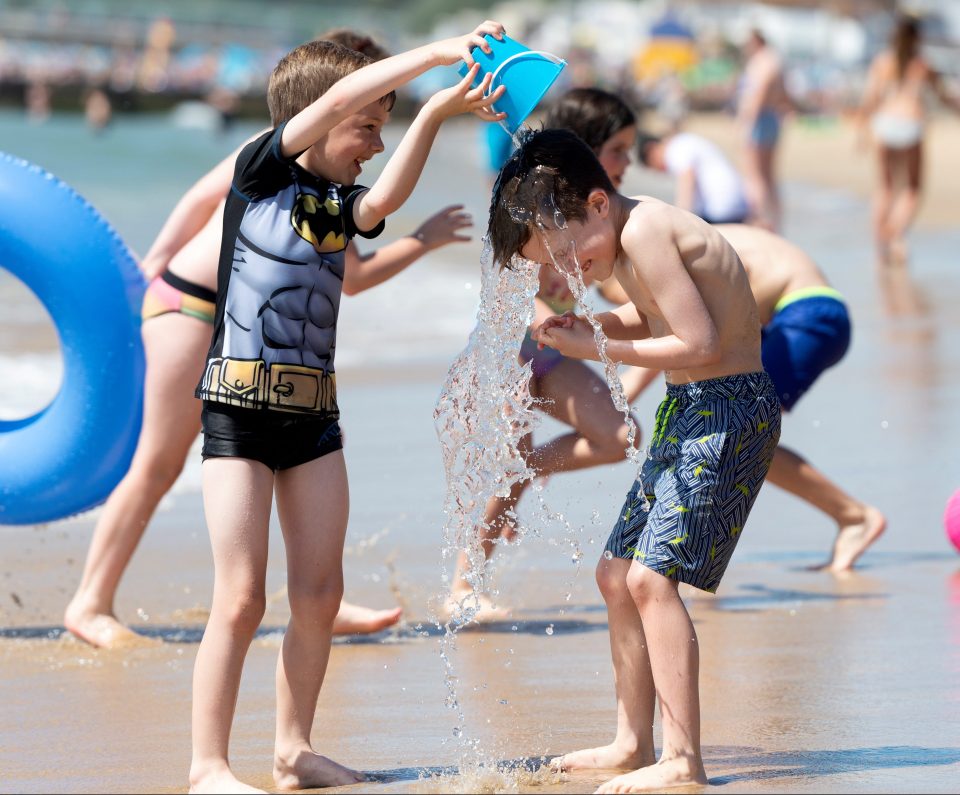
[605,371,781,593]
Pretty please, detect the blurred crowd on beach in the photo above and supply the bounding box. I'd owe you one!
[3,0,959,132]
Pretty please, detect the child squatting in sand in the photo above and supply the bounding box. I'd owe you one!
[488,128,781,792]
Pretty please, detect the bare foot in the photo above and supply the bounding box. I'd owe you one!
[817,506,886,572]
[274,749,364,790]
[332,600,402,635]
[190,768,265,794]
[594,757,707,793]
[550,743,653,773]
[443,589,511,625]
[64,599,160,649]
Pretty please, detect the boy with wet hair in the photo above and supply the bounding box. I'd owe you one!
[488,128,781,792]
[190,23,507,793]
[448,87,644,621]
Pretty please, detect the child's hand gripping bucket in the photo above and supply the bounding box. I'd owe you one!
[458,34,566,135]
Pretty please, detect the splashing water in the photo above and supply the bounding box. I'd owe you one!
[516,167,642,464]
[433,238,540,760]
[430,158,646,781]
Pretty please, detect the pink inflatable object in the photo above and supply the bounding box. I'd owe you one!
[945,488,960,553]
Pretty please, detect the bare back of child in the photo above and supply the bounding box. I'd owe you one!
[714,224,887,569]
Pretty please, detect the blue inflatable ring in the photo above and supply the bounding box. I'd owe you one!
[0,152,145,525]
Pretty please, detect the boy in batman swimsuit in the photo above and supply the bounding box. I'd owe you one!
[188,23,508,793]
[65,30,478,650]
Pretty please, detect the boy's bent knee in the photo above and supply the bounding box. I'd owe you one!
[625,564,674,607]
[288,579,343,626]
[217,592,267,635]
[588,421,640,465]
[596,555,630,601]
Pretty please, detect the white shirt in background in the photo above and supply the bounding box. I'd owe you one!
[664,133,749,223]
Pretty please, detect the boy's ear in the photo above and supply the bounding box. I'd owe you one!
[587,189,610,217]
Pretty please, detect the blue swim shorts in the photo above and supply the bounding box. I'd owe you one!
[761,287,851,411]
[605,371,781,593]
[751,109,781,148]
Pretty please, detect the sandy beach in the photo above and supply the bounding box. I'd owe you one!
[2,110,960,793]
[682,111,960,231]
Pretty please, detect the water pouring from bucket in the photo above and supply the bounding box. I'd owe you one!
[458,34,566,135]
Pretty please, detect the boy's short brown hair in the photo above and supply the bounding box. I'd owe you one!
[488,128,615,268]
[267,39,395,127]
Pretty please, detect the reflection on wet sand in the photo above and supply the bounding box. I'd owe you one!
[3,540,960,793]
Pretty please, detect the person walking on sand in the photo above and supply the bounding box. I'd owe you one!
[489,128,780,792]
[65,30,477,650]
[736,29,795,232]
[857,13,960,266]
[187,23,508,793]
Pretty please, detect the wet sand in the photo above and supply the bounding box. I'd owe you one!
[2,356,960,793]
[2,116,960,793]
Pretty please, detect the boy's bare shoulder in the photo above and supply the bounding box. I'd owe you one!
[622,196,688,248]
[623,195,675,233]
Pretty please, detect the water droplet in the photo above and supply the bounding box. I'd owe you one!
[545,624,554,636]
[880,420,889,429]
[464,282,472,289]
[511,625,518,631]
[603,550,614,560]
[136,608,149,621]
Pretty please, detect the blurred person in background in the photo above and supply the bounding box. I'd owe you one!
[857,13,960,266]
[736,29,796,232]
[636,129,750,225]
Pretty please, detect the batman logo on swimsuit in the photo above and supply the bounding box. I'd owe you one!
[291,191,348,254]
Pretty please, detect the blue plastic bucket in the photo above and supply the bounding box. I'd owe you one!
[458,34,566,135]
